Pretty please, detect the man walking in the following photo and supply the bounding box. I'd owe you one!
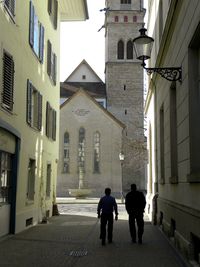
[125,184,146,244]
[97,188,118,246]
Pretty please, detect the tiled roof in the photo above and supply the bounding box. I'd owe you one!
[60,82,106,98]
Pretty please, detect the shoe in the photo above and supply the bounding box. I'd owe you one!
[132,239,136,243]
[138,239,142,244]
[108,239,112,243]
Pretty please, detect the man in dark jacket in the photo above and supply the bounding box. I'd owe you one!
[97,188,118,246]
[125,184,146,244]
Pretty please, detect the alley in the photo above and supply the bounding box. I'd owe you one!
[0,203,189,267]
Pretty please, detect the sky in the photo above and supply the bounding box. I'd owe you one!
[60,0,106,82]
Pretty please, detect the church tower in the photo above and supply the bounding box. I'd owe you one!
[105,0,146,192]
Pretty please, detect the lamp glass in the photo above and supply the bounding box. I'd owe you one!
[133,28,154,61]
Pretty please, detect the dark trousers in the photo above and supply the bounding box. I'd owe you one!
[128,212,144,241]
[100,213,113,241]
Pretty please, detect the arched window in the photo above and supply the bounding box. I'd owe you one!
[127,40,133,59]
[63,132,70,173]
[117,40,124,59]
[78,127,85,171]
[93,132,100,173]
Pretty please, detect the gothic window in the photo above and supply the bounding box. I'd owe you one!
[124,16,128,22]
[127,40,133,59]
[63,132,70,173]
[94,132,100,173]
[78,128,85,172]
[48,0,58,29]
[117,40,124,59]
[114,16,119,22]
[133,16,137,22]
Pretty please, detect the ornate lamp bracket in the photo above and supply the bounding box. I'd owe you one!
[144,66,182,82]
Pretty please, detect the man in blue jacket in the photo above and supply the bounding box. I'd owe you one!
[97,188,118,246]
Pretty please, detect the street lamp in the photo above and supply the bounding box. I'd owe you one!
[119,152,125,203]
[133,28,182,82]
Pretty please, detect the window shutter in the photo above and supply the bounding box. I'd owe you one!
[26,80,32,125]
[48,0,52,15]
[52,110,56,141]
[53,53,57,85]
[4,0,15,17]
[38,93,42,131]
[46,102,50,137]
[54,0,58,29]
[2,52,14,111]
[29,1,35,47]
[47,40,52,76]
[39,25,45,63]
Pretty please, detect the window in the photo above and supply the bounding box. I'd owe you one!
[46,164,51,198]
[127,40,133,59]
[78,128,85,172]
[124,16,128,22]
[0,151,12,203]
[46,102,56,140]
[4,0,15,18]
[159,106,165,184]
[117,40,124,59]
[133,16,137,22]
[121,0,131,3]
[29,1,44,62]
[2,51,14,112]
[47,40,57,85]
[115,16,119,22]
[27,159,36,201]
[82,75,86,80]
[169,83,178,183]
[27,80,42,131]
[63,132,70,173]
[48,0,58,29]
[187,23,200,182]
[94,132,100,173]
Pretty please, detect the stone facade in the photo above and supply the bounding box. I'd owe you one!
[105,0,146,193]
[145,0,200,265]
[57,89,124,198]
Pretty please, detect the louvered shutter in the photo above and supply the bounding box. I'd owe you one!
[54,0,58,29]
[52,110,56,141]
[53,53,57,85]
[48,0,52,15]
[38,93,42,131]
[4,0,15,17]
[27,80,33,125]
[47,40,52,76]
[29,1,34,47]
[39,25,45,63]
[2,52,14,111]
[46,102,50,137]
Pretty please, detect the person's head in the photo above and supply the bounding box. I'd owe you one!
[105,187,111,196]
[131,184,137,192]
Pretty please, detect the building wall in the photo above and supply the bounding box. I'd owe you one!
[57,91,123,198]
[105,0,146,193]
[146,0,200,264]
